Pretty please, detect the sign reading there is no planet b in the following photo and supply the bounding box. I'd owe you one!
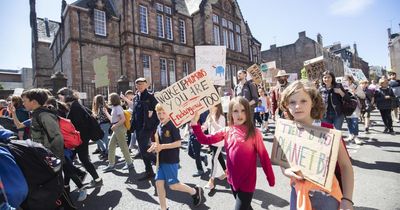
[154,69,221,127]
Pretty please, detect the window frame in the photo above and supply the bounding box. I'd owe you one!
[157,13,165,38]
[160,58,168,87]
[179,19,186,44]
[165,16,173,40]
[94,9,106,36]
[139,5,148,34]
[142,54,152,84]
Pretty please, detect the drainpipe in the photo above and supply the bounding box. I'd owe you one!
[77,10,84,92]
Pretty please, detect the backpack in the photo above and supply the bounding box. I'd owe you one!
[35,109,82,149]
[83,107,104,141]
[123,110,132,130]
[58,117,82,149]
[1,140,63,210]
[342,94,358,116]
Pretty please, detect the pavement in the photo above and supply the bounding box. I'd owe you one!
[71,110,400,210]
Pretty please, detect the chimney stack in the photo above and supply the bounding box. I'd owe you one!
[387,28,392,39]
[317,33,323,46]
[299,31,306,38]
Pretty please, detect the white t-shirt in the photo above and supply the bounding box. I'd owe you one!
[111,105,124,124]
[205,115,226,147]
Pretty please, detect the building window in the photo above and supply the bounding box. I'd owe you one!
[249,46,253,62]
[222,29,228,46]
[156,3,164,12]
[212,14,219,23]
[165,6,172,15]
[229,31,235,50]
[226,64,231,80]
[168,59,176,84]
[228,21,233,30]
[222,18,227,27]
[143,55,152,84]
[165,16,173,40]
[157,14,164,38]
[183,62,189,77]
[235,24,240,33]
[236,35,242,52]
[160,58,167,87]
[179,19,186,44]
[139,6,148,34]
[231,65,236,81]
[94,9,106,36]
[213,25,220,45]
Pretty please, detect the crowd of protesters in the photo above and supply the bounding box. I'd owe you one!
[0,68,399,210]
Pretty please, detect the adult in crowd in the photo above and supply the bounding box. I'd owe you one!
[131,78,159,180]
[271,70,290,120]
[375,78,396,134]
[342,75,365,145]
[234,70,258,109]
[319,71,350,130]
[0,99,9,117]
[57,87,103,187]
[388,71,400,123]
[359,80,375,134]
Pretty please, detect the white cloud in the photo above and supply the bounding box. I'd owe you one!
[330,0,374,16]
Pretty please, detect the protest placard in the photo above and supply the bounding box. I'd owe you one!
[247,64,262,85]
[304,56,324,81]
[271,119,341,191]
[195,46,226,86]
[154,69,221,127]
[344,66,367,81]
[13,88,24,96]
[221,96,230,113]
[93,56,110,88]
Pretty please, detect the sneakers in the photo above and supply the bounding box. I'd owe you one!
[389,128,395,135]
[365,127,370,134]
[344,135,354,142]
[353,137,363,145]
[204,180,215,190]
[89,178,103,188]
[138,172,155,181]
[192,186,203,207]
[77,187,87,201]
[217,173,227,180]
[192,170,204,177]
[92,148,102,154]
[122,163,134,170]
[103,165,115,172]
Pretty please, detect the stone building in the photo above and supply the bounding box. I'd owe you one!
[261,31,345,79]
[388,26,400,75]
[30,0,261,99]
[325,43,369,79]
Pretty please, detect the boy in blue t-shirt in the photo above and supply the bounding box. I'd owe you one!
[148,104,202,210]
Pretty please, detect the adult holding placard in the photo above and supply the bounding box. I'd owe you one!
[276,81,354,210]
[270,70,290,120]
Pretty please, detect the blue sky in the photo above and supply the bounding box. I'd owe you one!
[0,0,399,70]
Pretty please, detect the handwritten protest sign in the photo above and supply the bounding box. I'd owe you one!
[154,69,221,127]
[247,64,262,85]
[271,119,341,191]
[13,88,24,96]
[195,46,226,86]
[344,66,367,82]
[93,56,109,88]
[304,56,324,81]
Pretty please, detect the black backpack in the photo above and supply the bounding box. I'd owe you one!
[83,106,104,141]
[1,140,64,210]
[342,94,358,116]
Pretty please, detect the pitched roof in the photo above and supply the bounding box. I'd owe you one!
[182,0,203,16]
[36,18,60,43]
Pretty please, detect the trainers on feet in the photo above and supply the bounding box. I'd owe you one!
[92,149,101,154]
[344,135,354,142]
[204,180,215,190]
[89,178,103,188]
[354,137,363,145]
[192,186,202,207]
[103,165,115,172]
[122,163,134,170]
[192,170,204,177]
[77,187,87,201]
[138,172,155,181]
[217,173,227,180]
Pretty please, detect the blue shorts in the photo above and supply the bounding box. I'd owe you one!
[155,163,179,185]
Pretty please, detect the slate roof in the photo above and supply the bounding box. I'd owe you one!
[36,18,60,43]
